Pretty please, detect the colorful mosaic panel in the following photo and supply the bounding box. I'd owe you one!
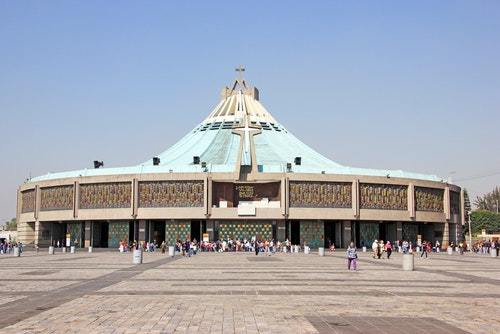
[21,189,35,213]
[402,223,418,243]
[360,183,408,210]
[299,221,324,248]
[40,185,74,211]
[79,183,131,209]
[108,221,129,248]
[450,191,460,214]
[415,187,444,212]
[218,222,272,241]
[165,222,191,246]
[139,181,204,208]
[289,182,351,208]
[67,223,82,247]
[359,223,379,248]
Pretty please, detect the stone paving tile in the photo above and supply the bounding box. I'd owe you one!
[0,251,498,333]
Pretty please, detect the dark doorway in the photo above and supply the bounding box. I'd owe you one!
[379,223,387,242]
[191,221,201,242]
[92,222,109,248]
[152,221,165,245]
[324,221,335,248]
[129,222,135,244]
[290,220,300,245]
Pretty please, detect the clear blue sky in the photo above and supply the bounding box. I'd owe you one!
[1,1,500,221]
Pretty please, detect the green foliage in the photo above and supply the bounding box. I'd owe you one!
[4,218,17,231]
[474,186,500,212]
[469,210,500,235]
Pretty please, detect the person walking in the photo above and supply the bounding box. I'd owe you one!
[346,242,358,271]
[385,241,392,259]
[420,241,428,258]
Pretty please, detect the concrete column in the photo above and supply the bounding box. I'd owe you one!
[206,220,214,241]
[34,185,40,220]
[335,222,342,248]
[132,178,138,218]
[138,220,146,245]
[408,183,415,219]
[205,177,211,217]
[442,222,449,249]
[84,221,92,248]
[396,222,403,241]
[460,189,466,227]
[352,180,359,218]
[444,186,451,220]
[73,181,79,219]
[277,220,286,241]
[342,221,352,248]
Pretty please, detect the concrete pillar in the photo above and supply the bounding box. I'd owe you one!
[277,220,286,241]
[335,221,342,248]
[138,220,146,245]
[408,183,415,219]
[352,180,359,218]
[442,222,450,249]
[396,222,403,241]
[206,220,214,241]
[342,221,352,248]
[84,221,92,248]
[444,186,451,221]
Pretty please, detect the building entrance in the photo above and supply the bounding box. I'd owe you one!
[324,221,336,248]
[152,221,165,245]
[290,220,300,245]
[92,222,109,248]
[191,221,201,242]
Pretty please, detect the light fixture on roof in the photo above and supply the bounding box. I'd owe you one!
[294,157,302,165]
[321,171,325,174]
[201,161,207,168]
[286,163,292,173]
[386,174,390,178]
[193,156,200,165]
[153,157,160,166]
[93,161,104,169]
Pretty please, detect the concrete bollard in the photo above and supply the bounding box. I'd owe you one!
[168,246,175,257]
[455,247,459,253]
[62,247,67,253]
[88,246,93,253]
[362,246,367,253]
[416,246,420,253]
[304,246,310,254]
[13,246,20,257]
[133,249,143,264]
[49,246,54,255]
[70,246,75,254]
[403,253,414,271]
[447,247,453,255]
[491,250,498,258]
[318,247,325,257]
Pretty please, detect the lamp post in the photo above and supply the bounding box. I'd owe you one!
[467,210,472,251]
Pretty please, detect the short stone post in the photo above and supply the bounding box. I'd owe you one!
[62,247,67,253]
[13,246,20,257]
[403,253,414,271]
[168,246,175,257]
[304,246,310,254]
[362,246,366,253]
[133,249,143,264]
[88,246,93,253]
[48,246,54,255]
[447,247,453,255]
[491,249,498,258]
[70,246,75,254]
[318,247,325,257]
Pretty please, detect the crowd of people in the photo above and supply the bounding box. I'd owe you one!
[0,240,23,254]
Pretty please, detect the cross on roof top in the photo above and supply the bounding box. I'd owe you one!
[235,65,245,82]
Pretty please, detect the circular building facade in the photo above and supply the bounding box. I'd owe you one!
[17,74,464,249]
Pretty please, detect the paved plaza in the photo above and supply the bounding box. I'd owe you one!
[0,249,499,334]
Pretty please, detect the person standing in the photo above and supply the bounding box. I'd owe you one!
[346,242,358,271]
[372,239,378,259]
[385,241,393,259]
[378,240,384,259]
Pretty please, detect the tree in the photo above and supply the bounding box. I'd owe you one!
[469,210,500,235]
[474,186,500,212]
[5,218,16,231]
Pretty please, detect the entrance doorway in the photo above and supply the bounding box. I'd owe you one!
[191,221,201,242]
[92,222,109,248]
[290,220,300,245]
[324,221,336,248]
[152,221,165,245]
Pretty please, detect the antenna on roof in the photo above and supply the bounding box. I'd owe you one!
[235,65,245,83]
